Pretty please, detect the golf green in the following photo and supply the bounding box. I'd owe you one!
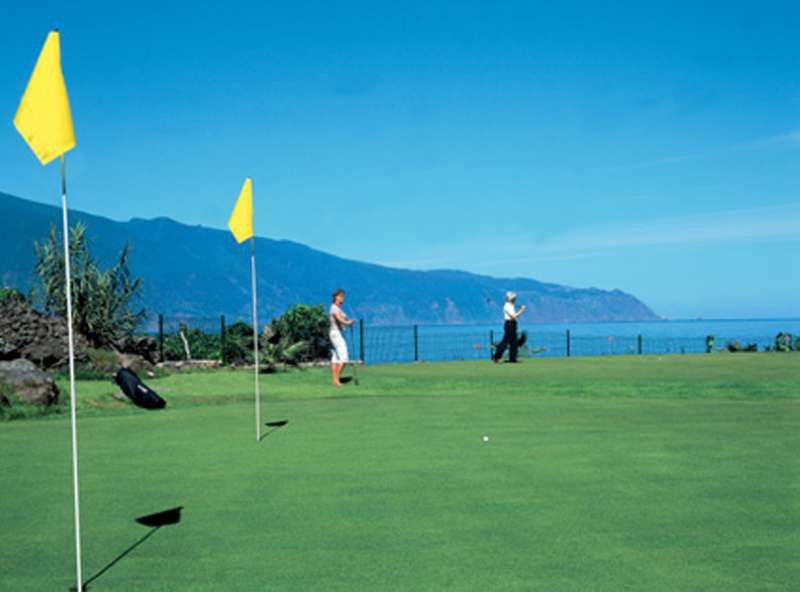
[2,354,799,591]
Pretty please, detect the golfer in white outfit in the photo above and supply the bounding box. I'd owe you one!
[329,288,354,386]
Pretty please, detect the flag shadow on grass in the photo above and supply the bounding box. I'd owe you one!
[260,419,289,441]
[74,506,183,591]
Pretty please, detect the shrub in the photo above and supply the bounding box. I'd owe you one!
[153,305,331,367]
[775,333,794,352]
[261,339,308,373]
[69,348,120,380]
[0,288,26,305]
[222,321,255,365]
[726,340,758,353]
[269,304,329,362]
[163,325,223,361]
[0,381,14,407]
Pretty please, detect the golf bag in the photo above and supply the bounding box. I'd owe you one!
[491,330,528,351]
[114,368,167,410]
[517,330,528,349]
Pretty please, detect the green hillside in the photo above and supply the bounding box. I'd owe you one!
[0,192,659,325]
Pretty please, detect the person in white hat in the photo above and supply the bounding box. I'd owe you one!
[492,291,526,363]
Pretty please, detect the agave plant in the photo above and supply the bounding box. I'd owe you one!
[260,338,308,373]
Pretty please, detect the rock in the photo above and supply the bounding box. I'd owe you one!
[0,359,59,406]
[0,300,88,369]
[0,336,19,358]
[157,359,221,372]
[115,335,159,364]
[116,353,153,373]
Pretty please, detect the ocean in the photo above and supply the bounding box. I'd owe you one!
[353,318,800,364]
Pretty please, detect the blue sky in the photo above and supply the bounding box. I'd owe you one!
[2,1,800,319]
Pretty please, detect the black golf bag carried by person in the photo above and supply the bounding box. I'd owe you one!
[114,367,167,410]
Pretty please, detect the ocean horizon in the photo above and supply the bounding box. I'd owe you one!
[352,317,800,363]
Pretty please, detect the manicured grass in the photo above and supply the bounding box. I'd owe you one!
[2,354,799,591]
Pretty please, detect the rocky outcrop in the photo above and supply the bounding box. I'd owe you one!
[115,352,154,374]
[115,335,158,364]
[0,359,59,406]
[0,300,88,369]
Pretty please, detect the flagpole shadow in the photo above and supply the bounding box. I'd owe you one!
[260,419,289,441]
[72,507,183,591]
[77,527,160,591]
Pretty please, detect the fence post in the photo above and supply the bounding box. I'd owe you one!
[158,314,165,362]
[220,315,226,364]
[637,334,642,355]
[489,330,494,359]
[359,319,365,362]
[413,325,419,361]
[566,329,571,357]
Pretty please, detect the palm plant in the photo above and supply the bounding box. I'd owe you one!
[34,223,145,348]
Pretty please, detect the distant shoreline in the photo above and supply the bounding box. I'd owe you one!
[371,317,800,329]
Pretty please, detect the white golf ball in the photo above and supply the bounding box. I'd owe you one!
[483,436,489,442]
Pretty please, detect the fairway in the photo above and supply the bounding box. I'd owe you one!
[2,355,799,591]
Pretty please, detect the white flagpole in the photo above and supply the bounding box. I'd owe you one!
[251,238,261,442]
[61,155,83,591]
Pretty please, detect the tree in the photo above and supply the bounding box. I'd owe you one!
[34,223,145,348]
[223,321,255,365]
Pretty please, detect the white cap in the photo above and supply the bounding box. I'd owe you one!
[506,291,517,301]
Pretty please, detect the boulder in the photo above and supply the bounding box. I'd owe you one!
[116,352,153,373]
[0,336,19,358]
[115,335,159,364]
[0,300,88,369]
[157,359,221,372]
[0,359,59,406]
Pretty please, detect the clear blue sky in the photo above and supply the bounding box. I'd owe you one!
[3,1,799,319]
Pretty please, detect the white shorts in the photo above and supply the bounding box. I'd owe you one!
[330,331,349,363]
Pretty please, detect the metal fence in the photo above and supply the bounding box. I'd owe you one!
[351,324,780,364]
[149,314,787,364]
[154,314,227,362]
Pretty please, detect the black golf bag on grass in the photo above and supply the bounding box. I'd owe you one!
[114,368,167,410]
[492,329,528,360]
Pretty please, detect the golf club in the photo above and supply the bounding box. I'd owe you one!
[350,324,360,386]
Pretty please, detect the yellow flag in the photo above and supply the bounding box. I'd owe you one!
[228,178,254,243]
[14,31,76,165]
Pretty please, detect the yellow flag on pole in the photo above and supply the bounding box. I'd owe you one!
[228,178,254,243]
[14,30,76,165]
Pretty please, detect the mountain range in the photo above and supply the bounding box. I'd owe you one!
[0,192,659,326]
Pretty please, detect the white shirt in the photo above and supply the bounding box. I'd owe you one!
[503,302,517,321]
[329,303,346,334]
